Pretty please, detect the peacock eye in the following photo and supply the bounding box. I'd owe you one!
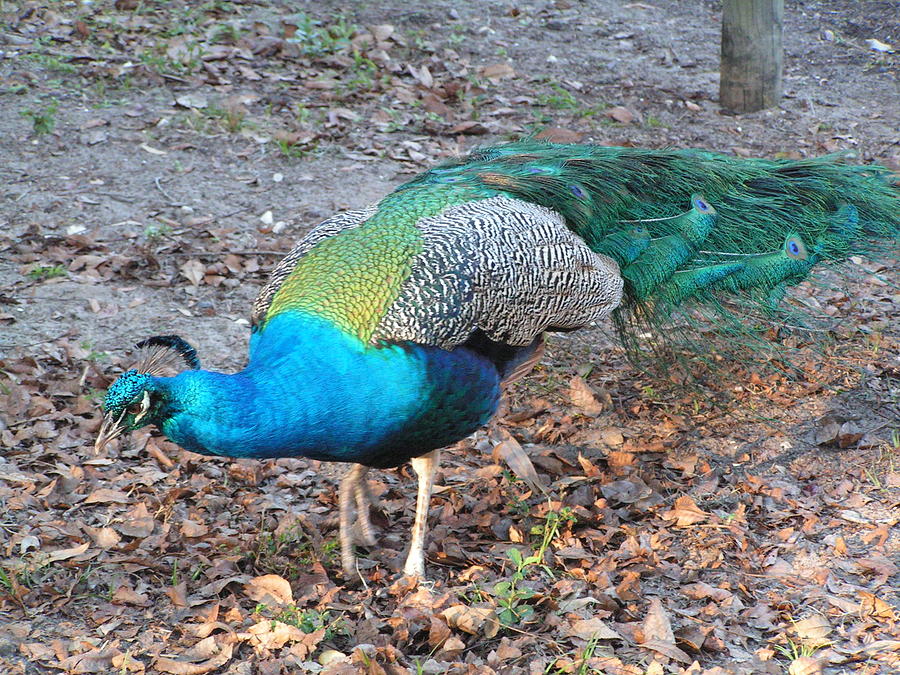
[127,390,152,419]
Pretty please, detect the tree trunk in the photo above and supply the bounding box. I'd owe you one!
[720,0,784,113]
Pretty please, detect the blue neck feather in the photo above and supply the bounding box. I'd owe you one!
[149,312,501,468]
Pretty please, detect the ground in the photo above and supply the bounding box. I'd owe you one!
[1,1,898,674]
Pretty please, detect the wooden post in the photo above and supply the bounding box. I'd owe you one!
[720,0,784,112]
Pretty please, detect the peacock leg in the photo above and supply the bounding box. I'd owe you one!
[352,466,378,547]
[339,463,369,578]
[403,449,441,577]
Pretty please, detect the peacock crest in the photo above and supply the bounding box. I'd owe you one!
[96,335,200,450]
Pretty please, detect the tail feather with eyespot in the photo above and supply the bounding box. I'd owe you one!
[403,142,898,367]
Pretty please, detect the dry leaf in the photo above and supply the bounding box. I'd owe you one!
[45,541,90,564]
[491,427,546,493]
[180,260,205,287]
[422,93,451,117]
[641,640,692,664]
[858,591,896,620]
[856,556,899,585]
[441,605,500,638]
[865,38,894,52]
[567,618,623,641]
[118,502,156,538]
[428,615,451,649]
[111,652,145,672]
[84,488,131,504]
[604,106,636,123]
[112,583,151,607]
[166,582,188,608]
[643,597,675,644]
[449,121,489,135]
[370,24,394,42]
[788,656,823,675]
[181,520,209,537]
[601,478,652,505]
[840,639,900,657]
[438,637,465,658]
[480,63,516,81]
[662,495,708,527]
[407,64,433,88]
[318,649,348,666]
[175,93,208,109]
[243,620,313,652]
[83,526,122,549]
[155,639,234,674]
[58,647,119,673]
[790,615,831,644]
[535,127,583,144]
[139,142,167,155]
[244,574,293,606]
[568,376,603,416]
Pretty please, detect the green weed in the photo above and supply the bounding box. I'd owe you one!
[210,22,242,45]
[284,13,355,57]
[27,264,67,281]
[145,224,174,241]
[536,83,579,110]
[20,99,59,135]
[80,341,109,363]
[250,522,334,576]
[253,604,346,639]
[24,51,78,74]
[205,103,247,133]
[277,138,314,159]
[493,505,577,626]
[773,638,823,662]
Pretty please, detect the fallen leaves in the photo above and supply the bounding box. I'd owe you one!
[641,597,692,664]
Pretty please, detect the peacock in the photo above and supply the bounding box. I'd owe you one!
[95,141,899,580]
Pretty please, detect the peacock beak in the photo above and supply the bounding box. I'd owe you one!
[94,410,126,454]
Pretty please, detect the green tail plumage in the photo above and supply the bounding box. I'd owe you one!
[404,141,898,369]
[620,194,718,300]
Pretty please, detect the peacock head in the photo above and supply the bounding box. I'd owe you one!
[95,335,200,452]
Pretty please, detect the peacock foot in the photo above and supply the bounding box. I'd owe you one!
[402,550,425,578]
[351,518,378,548]
[339,463,373,582]
[341,548,358,580]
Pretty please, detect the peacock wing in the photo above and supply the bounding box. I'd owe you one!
[375,195,624,349]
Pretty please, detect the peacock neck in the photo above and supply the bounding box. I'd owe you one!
[154,312,436,462]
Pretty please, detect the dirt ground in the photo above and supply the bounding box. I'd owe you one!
[1,1,898,674]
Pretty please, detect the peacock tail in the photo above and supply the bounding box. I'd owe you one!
[253,141,898,373]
